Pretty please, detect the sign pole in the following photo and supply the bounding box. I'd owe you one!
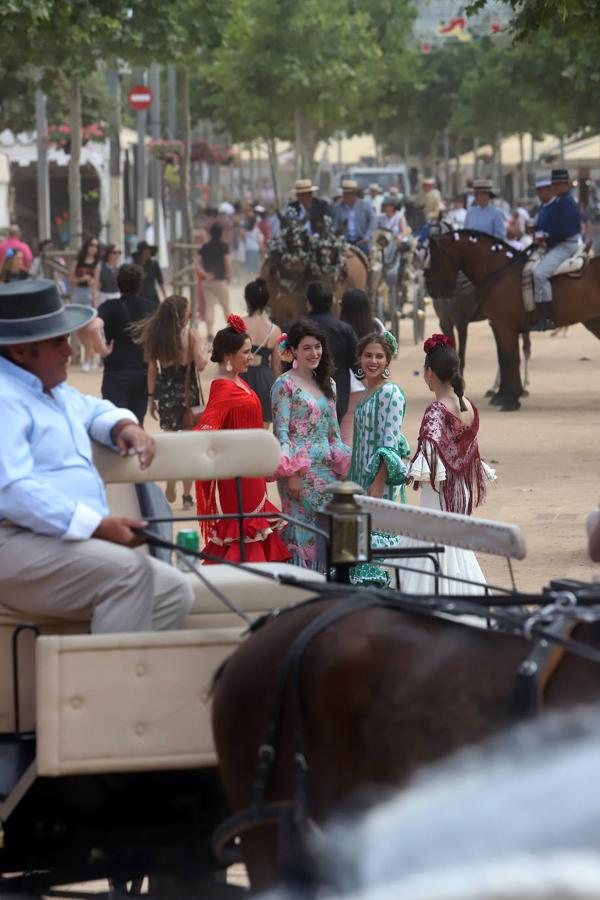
[149,62,162,258]
[135,70,148,241]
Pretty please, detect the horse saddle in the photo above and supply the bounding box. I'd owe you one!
[522,245,588,312]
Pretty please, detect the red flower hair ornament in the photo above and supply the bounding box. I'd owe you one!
[424,333,455,355]
[227,314,247,334]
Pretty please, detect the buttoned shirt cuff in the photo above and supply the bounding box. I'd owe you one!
[89,409,139,448]
[63,502,104,541]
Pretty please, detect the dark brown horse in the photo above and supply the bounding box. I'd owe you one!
[211,592,600,892]
[425,230,600,410]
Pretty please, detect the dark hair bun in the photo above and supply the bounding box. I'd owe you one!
[244,277,270,311]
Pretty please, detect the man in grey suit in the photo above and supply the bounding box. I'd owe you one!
[332,179,376,254]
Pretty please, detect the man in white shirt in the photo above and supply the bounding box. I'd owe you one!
[464,178,506,239]
[0,280,193,633]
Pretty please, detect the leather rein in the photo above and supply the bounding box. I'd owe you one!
[212,582,600,867]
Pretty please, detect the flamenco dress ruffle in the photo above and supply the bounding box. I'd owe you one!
[194,376,290,564]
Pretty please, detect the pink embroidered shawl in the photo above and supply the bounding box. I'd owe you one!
[411,401,485,515]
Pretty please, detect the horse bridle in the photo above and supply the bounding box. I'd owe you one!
[426,230,529,294]
[211,582,600,875]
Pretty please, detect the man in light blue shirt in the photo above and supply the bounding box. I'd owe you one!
[464,178,507,240]
[332,179,376,253]
[0,280,193,633]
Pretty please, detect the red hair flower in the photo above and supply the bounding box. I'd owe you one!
[227,314,246,334]
[424,333,455,354]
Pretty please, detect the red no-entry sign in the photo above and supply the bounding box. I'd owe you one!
[128,85,153,111]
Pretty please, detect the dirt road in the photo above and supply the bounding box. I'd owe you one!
[72,292,600,593]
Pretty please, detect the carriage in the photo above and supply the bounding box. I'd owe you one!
[370,229,427,344]
[2,427,599,897]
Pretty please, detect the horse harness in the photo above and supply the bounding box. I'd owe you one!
[212,581,600,869]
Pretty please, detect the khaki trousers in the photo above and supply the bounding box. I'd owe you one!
[0,524,194,633]
[204,279,230,312]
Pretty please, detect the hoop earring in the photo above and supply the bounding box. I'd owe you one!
[355,367,365,380]
[225,360,233,372]
[383,367,390,378]
[292,358,298,370]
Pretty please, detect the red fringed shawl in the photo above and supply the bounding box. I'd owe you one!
[411,401,485,516]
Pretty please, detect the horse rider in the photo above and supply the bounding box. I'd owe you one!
[378,195,410,239]
[0,279,194,634]
[413,177,445,243]
[286,178,332,236]
[332,179,376,254]
[366,182,383,216]
[530,168,582,332]
[464,178,506,239]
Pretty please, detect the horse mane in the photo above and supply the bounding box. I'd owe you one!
[453,229,530,260]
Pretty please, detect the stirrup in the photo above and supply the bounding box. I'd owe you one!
[530,316,556,333]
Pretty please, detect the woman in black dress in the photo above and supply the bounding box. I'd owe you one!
[134,294,208,508]
[240,278,281,427]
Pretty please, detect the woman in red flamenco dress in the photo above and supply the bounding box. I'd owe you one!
[194,314,290,564]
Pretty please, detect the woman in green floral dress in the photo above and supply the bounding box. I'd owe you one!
[348,330,410,585]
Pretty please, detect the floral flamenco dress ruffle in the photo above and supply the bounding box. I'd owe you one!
[347,382,411,588]
[403,400,496,595]
[194,377,290,564]
[271,374,351,570]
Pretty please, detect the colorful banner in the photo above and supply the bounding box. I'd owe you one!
[413,0,511,52]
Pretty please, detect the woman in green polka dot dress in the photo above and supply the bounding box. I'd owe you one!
[348,330,410,586]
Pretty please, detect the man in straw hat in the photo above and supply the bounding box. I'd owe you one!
[464,178,506,239]
[286,178,332,235]
[332,179,375,253]
[0,280,193,633]
[530,168,581,331]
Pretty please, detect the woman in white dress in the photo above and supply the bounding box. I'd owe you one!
[403,333,495,595]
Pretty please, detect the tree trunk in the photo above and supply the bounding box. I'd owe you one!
[35,87,50,242]
[179,65,193,245]
[106,69,123,250]
[266,137,280,209]
[518,132,526,201]
[68,77,82,248]
[430,133,438,181]
[294,107,302,179]
[495,131,503,196]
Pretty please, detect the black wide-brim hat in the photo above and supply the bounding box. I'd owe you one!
[551,168,570,184]
[0,279,96,345]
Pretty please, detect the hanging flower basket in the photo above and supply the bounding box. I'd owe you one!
[148,139,184,165]
[43,123,106,152]
[191,139,237,166]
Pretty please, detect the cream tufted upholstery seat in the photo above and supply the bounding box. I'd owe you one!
[1,430,324,775]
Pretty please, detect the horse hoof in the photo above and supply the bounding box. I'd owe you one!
[520,389,530,398]
[489,393,502,406]
[500,400,521,412]
[484,389,496,398]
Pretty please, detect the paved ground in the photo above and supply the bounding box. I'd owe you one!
[72,287,600,593]
[57,290,600,896]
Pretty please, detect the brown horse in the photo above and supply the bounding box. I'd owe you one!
[211,591,600,892]
[425,230,600,411]
[262,248,369,332]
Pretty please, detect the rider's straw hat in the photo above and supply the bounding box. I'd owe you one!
[536,174,552,188]
[422,177,435,186]
[473,177,497,198]
[341,179,359,192]
[294,178,318,194]
[0,279,95,345]
[551,168,570,184]
[369,182,381,192]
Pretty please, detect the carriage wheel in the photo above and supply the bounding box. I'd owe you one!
[412,274,426,345]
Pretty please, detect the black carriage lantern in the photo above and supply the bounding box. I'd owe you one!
[317,481,371,580]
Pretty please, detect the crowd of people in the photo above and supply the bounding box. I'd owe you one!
[190,281,495,593]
